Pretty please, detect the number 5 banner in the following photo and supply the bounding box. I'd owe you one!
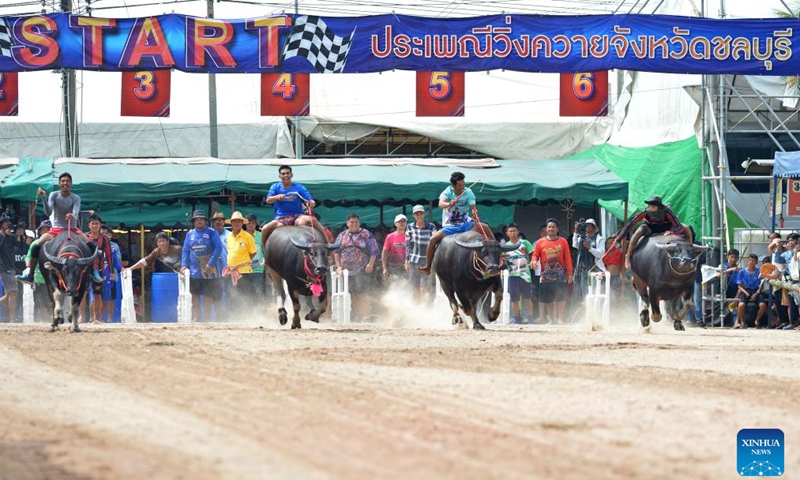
[261,73,309,116]
[121,70,171,117]
[416,71,464,117]
[559,71,608,117]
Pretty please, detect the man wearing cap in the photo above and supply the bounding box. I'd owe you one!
[614,195,691,270]
[381,214,408,285]
[261,165,328,250]
[224,211,257,305]
[125,232,183,273]
[181,210,224,322]
[572,218,606,304]
[406,205,436,298]
[0,215,21,322]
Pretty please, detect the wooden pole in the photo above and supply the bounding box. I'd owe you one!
[140,223,146,322]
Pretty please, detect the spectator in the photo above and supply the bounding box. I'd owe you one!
[0,216,20,322]
[124,232,182,273]
[245,213,265,299]
[405,205,436,300]
[604,237,624,300]
[571,218,606,307]
[334,213,379,322]
[225,211,257,307]
[27,220,51,322]
[181,210,224,322]
[503,222,535,324]
[734,253,767,328]
[99,224,123,323]
[532,218,573,325]
[381,214,407,286]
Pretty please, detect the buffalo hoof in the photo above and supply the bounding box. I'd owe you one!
[70,325,81,333]
[291,323,301,330]
[452,315,462,325]
[278,308,288,326]
[473,321,486,330]
[305,310,320,323]
[639,310,650,328]
[652,313,663,323]
[50,324,58,332]
[674,320,685,331]
[487,311,499,323]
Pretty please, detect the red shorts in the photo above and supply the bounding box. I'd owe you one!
[49,227,82,236]
[277,215,302,226]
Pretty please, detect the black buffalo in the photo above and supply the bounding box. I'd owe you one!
[630,234,707,331]
[432,231,519,330]
[40,231,99,332]
[264,226,340,329]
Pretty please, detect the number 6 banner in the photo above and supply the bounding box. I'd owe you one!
[121,70,171,117]
[416,71,464,117]
[559,71,608,117]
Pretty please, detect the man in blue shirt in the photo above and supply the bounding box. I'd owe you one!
[418,171,492,275]
[261,165,328,250]
[181,210,224,323]
[733,253,767,328]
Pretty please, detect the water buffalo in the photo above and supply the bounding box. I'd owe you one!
[40,231,99,332]
[630,234,707,331]
[432,231,519,330]
[264,226,340,329]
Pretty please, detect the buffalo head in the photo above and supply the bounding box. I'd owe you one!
[454,237,520,277]
[289,234,341,275]
[655,242,709,275]
[43,247,99,296]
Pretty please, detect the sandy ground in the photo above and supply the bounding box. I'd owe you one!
[0,311,799,480]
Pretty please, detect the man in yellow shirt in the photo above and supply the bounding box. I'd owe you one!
[225,211,257,307]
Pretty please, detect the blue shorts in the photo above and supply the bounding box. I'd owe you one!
[442,221,475,235]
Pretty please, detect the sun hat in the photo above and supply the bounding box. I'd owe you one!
[644,195,664,207]
[226,211,249,225]
[412,205,425,214]
[190,210,208,222]
[211,211,226,220]
[394,214,407,224]
[585,219,597,227]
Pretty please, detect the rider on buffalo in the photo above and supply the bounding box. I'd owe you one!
[614,195,693,270]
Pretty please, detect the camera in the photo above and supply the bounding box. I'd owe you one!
[576,218,587,240]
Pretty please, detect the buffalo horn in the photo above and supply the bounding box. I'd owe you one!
[500,241,521,252]
[655,242,677,250]
[42,248,66,266]
[454,237,485,249]
[76,247,100,267]
[326,240,342,250]
[288,235,312,251]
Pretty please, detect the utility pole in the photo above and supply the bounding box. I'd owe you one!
[294,0,303,159]
[61,0,78,157]
[207,0,219,158]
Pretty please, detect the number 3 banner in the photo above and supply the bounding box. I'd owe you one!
[416,71,464,117]
[121,70,171,117]
[559,71,608,117]
[261,73,310,116]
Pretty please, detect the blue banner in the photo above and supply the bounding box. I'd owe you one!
[0,13,796,75]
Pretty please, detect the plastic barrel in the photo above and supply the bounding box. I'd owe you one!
[151,272,179,322]
[114,279,122,322]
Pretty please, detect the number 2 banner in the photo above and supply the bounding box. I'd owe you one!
[0,72,18,116]
[416,71,464,117]
[121,70,171,117]
[559,71,608,117]
[261,73,309,116]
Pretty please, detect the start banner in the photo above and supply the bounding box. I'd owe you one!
[0,13,796,75]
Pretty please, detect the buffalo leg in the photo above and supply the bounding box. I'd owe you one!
[67,296,80,333]
[305,287,326,323]
[437,277,463,325]
[649,295,662,323]
[632,276,650,328]
[467,292,487,330]
[289,289,302,329]
[268,269,289,326]
[487,279,504,323]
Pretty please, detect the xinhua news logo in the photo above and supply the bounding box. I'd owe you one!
[738,428,784,476]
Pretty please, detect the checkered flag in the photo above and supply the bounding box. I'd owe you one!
[282,16,355,74]
[0,18,13,58]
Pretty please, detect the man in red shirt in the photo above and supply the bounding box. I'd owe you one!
[382,214,408,286]
[532,218,573,325]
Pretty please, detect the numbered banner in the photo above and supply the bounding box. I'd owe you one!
[261,73,309,116]
[0,72,18,116]
[121,70,171,117]
[416,71,464,117]
[559,71,608,117]
[787,179,800,216]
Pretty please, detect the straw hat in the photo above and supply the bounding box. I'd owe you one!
[225,211,249,225]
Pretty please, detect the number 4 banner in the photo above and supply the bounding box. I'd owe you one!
[261,73,309,116]
[121,70,171,117]
[416,71,464,117]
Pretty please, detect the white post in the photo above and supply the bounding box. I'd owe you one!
[120,269,137,324]
[22,283,35,323]
[177,271,192,324]
[586,271,610,329]
[498,269,510,325]
[330,267,351,324]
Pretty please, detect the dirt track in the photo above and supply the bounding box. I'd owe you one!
[0,318,798,480]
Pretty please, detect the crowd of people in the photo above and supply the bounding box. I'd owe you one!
[4,166,793,328]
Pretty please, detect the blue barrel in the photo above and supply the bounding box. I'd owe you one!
[151,272,179,322]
